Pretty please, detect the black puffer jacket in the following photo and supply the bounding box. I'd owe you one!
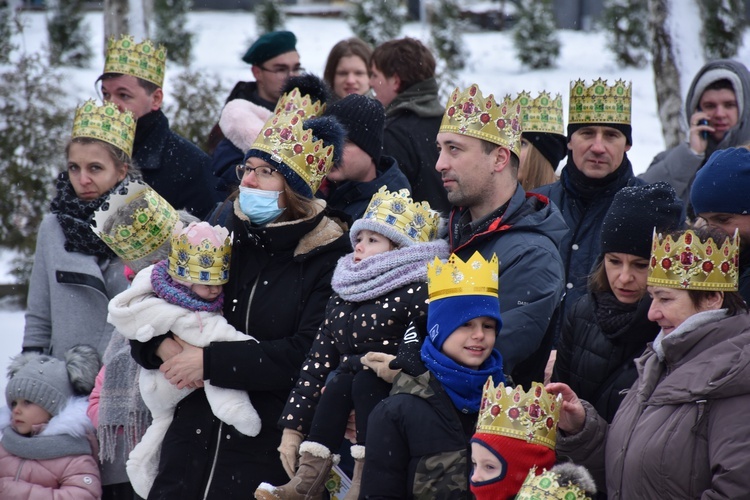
[553,292,658,422]
[279,282,428,433]
[131,200,350,499]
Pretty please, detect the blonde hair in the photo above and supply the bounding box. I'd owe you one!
[519,143,557,191]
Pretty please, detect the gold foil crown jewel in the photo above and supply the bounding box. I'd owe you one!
[475,377,562,450]
[274,87,326,120]
[440,84,523,157]
[91,180,179,262]
[168,221,232,285]
[568,78,631,125]
[515,466,593,500]
[517,90,565,135]
[427,251,499,301]
[647,229,739,291]
[104,35,167,87]
[72,99,136,158]
[361,187,440,244]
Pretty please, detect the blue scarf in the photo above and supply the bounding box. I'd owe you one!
[420,337,505,413]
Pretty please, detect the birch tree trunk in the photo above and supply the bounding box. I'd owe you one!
[103,0,151,55]
[648,0,683,148]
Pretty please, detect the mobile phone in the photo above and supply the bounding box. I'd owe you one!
[696,106,709,140]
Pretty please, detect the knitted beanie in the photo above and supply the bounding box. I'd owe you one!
[242,31,297,65]
[601,181,684,259]
[470,434,555,500]
[427,295,502,350]
[523,132,567,169]
[325,94,385,164]
[568,122,632,145]
[691,147,750,215]
[5,346,100,417]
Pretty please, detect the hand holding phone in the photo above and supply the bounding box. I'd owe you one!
[698,118,709,140]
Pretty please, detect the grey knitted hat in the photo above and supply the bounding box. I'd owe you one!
[5,345,100,417]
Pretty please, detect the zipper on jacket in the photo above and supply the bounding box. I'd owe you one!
[245,275,261,333]
[202,421,224,499]
[14,459,25,481]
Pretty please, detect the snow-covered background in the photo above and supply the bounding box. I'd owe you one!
[2,10,749,394]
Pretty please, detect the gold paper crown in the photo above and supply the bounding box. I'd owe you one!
[440,84,523,157]
[427,251,499,301]
[361,187,440,244]
[104,35,167,88]
[516,467,592,500]
[647,229,739,291]
[568,78,631,125]
[274,87,326,120]
[475,377,561,450]
[517,91,565,136]
[72,100,136,158]
[168,223,232,285]
[91,180,179,262]
[250,112,335,195]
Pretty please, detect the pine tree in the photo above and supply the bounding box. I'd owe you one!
[513,0,560,69]
[47,0,92,67]
[0,47,73,283]
[699,0,745,59]
[348,0,405,47]
[153,0,194,66]
[164,68,226,153]
[0,1,16,64]
[255,0,285,35]
[429,0,468,99]
[601,0,650,68]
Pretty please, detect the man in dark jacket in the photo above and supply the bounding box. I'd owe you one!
[319,94,410,222]
[370,38,450,215]
[99,35,219,219]
[436,84,566,387]
[535,79,642,349]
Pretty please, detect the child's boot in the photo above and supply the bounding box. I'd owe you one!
[255,441,337,500]
[343,444,365,500]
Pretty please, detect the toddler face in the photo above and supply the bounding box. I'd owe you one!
[10,399,52,435]
[353,229,394,263]
[191,284,223,301]
[471,441,505,483]
[441,316,497,369]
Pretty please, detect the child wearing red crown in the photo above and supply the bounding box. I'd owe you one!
[360,252,506,499]
[107,221,261,499]
[254,188,449,500]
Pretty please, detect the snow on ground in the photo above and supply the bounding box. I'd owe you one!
[3,10,750,395]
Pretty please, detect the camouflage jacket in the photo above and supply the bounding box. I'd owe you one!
[361,369,475,499]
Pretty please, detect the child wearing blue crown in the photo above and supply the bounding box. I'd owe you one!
[255,187,449,500]
[107,221,261,499]
[360,251,506,499]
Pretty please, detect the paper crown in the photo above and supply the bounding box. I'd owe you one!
[274,87,326,120]
[440,84,523,157]
[568,78,631,125]
[427,251,499,301]
[168,222,232,285]
[104,35,167,88]
[517,91,565,136]
[249,112,335,195]
[647,229,739,291]
[91,180,179,262]
[515,467,592,500]
[475,377,561,450]
[360,187,440,244]
[72,100,136,158]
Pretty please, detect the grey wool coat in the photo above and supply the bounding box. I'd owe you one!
[23,214,129,358]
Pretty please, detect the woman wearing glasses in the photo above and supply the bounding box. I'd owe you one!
[130,98,350,498]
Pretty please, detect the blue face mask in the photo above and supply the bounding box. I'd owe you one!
[238,186,286,225]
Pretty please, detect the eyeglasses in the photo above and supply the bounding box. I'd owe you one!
[257,65,304,78]
[236,164,279,181]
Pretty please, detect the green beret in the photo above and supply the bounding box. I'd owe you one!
[242,31,297,65]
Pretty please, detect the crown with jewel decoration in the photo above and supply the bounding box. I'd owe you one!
[515,466,593,500]
[568,78,631,125]
[427,251,499,301]
[647,229,739,291]
[475,376,561,450]
[249,112,335,195]
[360,187,440,245]
[517,91,565,136]
[104,35,167,87]
[72,100,136,158]
[168,222,232,285]
[91,180,179,262]
[440,84,523,157]
[274,87,326,120]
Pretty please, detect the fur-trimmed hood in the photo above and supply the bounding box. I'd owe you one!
[219,99,273,153]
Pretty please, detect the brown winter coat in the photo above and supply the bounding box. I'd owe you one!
[557,309,750,499]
